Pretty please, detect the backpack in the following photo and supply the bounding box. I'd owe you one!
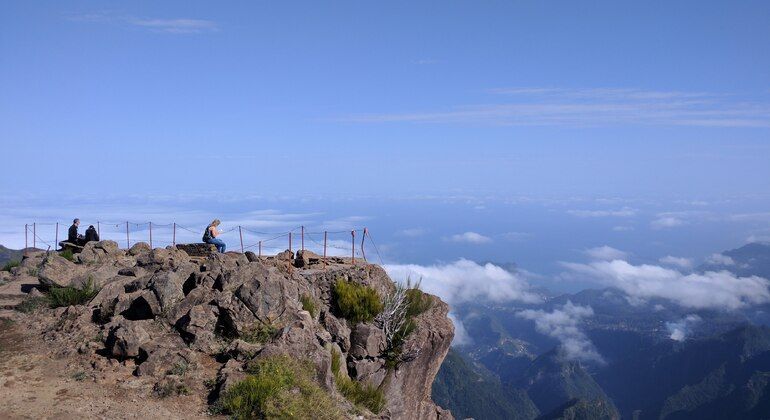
[202,225,212,242]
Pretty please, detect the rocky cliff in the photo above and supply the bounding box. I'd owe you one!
[3,241,454,419]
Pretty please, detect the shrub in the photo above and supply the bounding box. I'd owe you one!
[15,296,49,313]
[72,371,87,381]
[241,322,278,344]
[376,279,433,369]
[48,278,98,308]
[219,355,341,420]
[300,294,317,317]
[333,280,383,324]
[59,249,75,262]
[2,260,20,272]
[331,350,386,414]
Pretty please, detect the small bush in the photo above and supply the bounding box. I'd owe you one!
[169,360,189,376]
[241,323,278,344]
[59,249,75,262]
[153,381,190,398]
[72,371,87,382]
[378,281,433,369]
[333,280,383,324]
[331,350,386,414]
[15,296,49,313]
[2,260,20,272]
[27,267,38,277]
[219,355,341,420]
[300,294,317,317]
[48,278,98,308]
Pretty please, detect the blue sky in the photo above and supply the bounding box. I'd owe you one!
[2,1,770,292]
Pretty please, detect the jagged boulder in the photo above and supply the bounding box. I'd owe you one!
[106,318,150,358]
[175,243,216,257]
[350,323,385,358]
[77,240,129,265]
[129,242,151,256]
[175,304,220,352]
[295,249,322,268]
[38,254,84,288]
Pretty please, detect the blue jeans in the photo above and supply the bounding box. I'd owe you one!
[206,237,226,253]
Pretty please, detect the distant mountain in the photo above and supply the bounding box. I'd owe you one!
[0,245,24,266]
[537,398,620,420]
[597,324,770,419]
[516,350,619,417]
[433,348,538,420]
[699,242,770,278]
[436,243,770,419]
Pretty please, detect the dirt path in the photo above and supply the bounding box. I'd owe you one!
[0,319,214,420]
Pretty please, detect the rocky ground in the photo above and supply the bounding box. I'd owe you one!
[0,241,454,419]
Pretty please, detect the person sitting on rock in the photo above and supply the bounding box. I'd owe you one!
[203,219,226,253]
[68,218,86,246]
[84,225,99,243]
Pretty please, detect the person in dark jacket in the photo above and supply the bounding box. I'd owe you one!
[68,218,85,245]
[84,225,99,243]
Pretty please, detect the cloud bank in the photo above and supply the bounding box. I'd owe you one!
[384,259,541,306]
[562,259,770,310]
[517,301,604,364]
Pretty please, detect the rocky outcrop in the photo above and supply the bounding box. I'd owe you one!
[16,242,454,419]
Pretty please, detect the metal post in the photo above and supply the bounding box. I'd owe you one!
[323,231,327,258]
[289,232,292,252]
[258,241,262,257]
[301,226,304,251]
[361,227,367,262]
[351,230,355,264]
[97,221,100,238]
[149,222,153,249]
[125,222,130,249]
[239,226,244,253]
[33,223,36,249]
[55,222,59,250]
[172,222,176,247]
[25,224,28,249]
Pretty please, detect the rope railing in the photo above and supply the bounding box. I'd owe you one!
[22,222,383,264]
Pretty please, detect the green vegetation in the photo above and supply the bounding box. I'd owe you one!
[15,296,49,313]
[218,355,341,419]
[331,350,386,414]
[2,260,20,272]
[48,278,98,308]
[169,360,190,376]
[332,280,383,324]
[382,283,433,369]
[241,322,278,344]
[300,294,317,318]
[59,249,75,261]
[27,267,38,277]
[154,380,191,398]
[72,371,88,382]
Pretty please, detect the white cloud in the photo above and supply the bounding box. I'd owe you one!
[659,255,693,269]
[585,246,628,261]
[127,18,218,34]
[334,87,770,128]
[666,315,702,341]
[395,228,426,238]
[612,226,634,232]
[561,259,770,310]
[517,301,604,364]
[67,12,218,34]
[651,216,686,229]
[384,259,541,306]
[448,313,472,346]
[447,231,492,244]
[567,207,637,218]
[706,253,735,266]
